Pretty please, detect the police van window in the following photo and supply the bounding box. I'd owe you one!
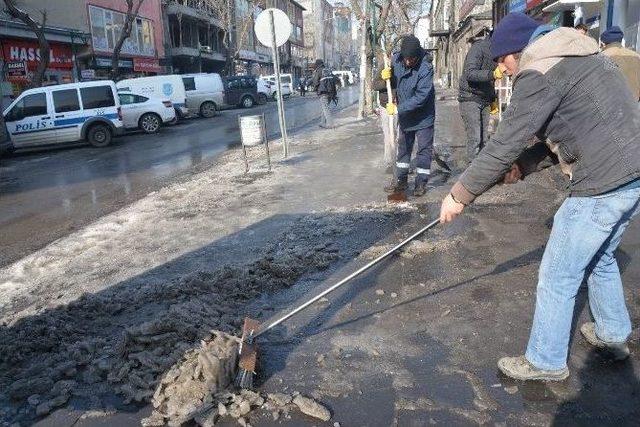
[81,86,115,109]
[183,77,196,91]
[135,95,148,103]
[53,89,80,113]
[6,93,47,121]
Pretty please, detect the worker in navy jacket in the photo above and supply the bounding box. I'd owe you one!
[381,35,436,196]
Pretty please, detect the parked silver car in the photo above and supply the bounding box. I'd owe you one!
[182,73,225,118]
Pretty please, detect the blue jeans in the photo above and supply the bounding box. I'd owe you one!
[526,179,640,370]
[395,126,434,185]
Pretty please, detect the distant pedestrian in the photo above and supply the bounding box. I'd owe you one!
[312,59,338,128]
[600,26,640,101]
[299,78,307,97]
[440,12,640,381]
[381,35,436,197]
[458,31,499,163]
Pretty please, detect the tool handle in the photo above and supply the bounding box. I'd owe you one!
[254,218,440,338]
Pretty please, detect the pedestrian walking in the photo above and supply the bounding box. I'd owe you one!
[312,59,338,129]
[381,35,436,197]
[458,31,501,162]
[600,26,640,101]
[299,78,307,97]
[439,12,640,381]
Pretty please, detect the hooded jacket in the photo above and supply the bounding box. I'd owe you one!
[458,38,497,104]
[391,49,436,131]
[451,27,640,204]
[601,42,640,101]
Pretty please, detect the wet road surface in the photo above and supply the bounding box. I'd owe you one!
[0,87,358,267]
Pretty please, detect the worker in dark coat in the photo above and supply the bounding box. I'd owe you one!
[381,35,436,196]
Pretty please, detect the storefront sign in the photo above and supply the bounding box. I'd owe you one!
[81,69,96,79]
[133,57,161,73]
[6,61,27,78]
[95,57,133,69]
[2,39,73,69]
[526,0,545,10]
[509,0,527,13]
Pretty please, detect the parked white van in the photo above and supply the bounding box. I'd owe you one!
[182,73,224,118]
[116,75,188,118]
[3,80,123,148]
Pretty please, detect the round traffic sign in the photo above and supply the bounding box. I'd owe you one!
[254,8,292,48]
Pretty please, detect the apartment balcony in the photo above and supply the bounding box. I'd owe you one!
[167,45,226,62]
[164,0,223,28]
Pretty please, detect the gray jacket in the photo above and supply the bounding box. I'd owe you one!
[452,28,640,205]
[458,38,496,105]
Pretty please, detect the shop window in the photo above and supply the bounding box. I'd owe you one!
[90,6,107,51]
[89,5,155,56]
[7,93,47,121]
[105,11,114,50]
[183,77,196,91]
[81,86,115,109]
[53,89,80,113]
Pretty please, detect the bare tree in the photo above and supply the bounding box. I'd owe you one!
[204,0,256,75]
[351,0,392,117]
[110,0,145,80]
[4,0,50,87]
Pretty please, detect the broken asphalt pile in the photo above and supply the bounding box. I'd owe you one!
[0,202,406,426]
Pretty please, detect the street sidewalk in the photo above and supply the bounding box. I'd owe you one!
[1,96,639,426]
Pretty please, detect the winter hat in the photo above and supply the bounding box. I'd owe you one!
[490,12,542,60]
[601,26,624,44]
[400,35,422,58]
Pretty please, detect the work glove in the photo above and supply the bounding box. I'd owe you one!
[493,66,504,80]
[385,102,397,116]
[490,101,499,115]
[381,67,392,81]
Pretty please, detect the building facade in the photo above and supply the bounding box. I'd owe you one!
[87,0,166,77]
[162,0,227,74]
[299,0,335,67]
[0,0,90,98]
[332,2,355,70]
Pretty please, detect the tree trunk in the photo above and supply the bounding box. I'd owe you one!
[356,9,368,119]
[4,0,50,87]
[111,0,145,80]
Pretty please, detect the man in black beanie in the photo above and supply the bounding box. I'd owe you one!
[381,35,436,196]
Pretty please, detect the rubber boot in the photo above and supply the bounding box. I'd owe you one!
[384,176,408,194]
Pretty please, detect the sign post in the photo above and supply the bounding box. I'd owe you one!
[239,113,271,173]
[255,8,292,158]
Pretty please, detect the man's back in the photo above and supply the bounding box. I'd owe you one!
[458,38,496,104]
[602,43,640,100]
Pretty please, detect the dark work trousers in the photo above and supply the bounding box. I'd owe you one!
[395,126,434,186]
[459,101,490,162]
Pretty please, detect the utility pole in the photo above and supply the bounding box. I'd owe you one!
[357,0,369,119]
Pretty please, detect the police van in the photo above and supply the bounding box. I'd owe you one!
[3,80,123,149]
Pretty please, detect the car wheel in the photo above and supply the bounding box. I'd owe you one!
[258,93,268,105]
[87,123,112,147]
[139,113,162,134]
[200,101,217,118]
[241,96,254,108]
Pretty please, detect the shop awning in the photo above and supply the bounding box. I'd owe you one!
[543,0,600,13]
